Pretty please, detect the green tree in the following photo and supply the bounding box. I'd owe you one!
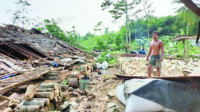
[44,19,68,41]
[93,21,103,35]
[174,0,199,35]
[101,0,141,44]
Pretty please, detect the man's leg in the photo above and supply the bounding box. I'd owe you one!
[156,59,161,77]
[156,67,160,77]
[148,65,152,77]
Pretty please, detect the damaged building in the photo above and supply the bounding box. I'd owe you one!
[0,25,90,111]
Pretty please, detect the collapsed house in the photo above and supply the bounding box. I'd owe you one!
[0,25,87,95]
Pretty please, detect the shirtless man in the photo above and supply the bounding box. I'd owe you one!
[146,31,164,77]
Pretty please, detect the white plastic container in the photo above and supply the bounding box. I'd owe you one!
[102,61,108,69]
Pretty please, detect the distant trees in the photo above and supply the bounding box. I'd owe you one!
[12,0,32,27]
[81,14,198,51]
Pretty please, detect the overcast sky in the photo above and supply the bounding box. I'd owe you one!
[0,0,178,36]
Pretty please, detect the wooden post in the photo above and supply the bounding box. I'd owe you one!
[183,40,186,60]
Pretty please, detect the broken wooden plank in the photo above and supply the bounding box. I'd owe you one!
[0,68,50,94]
[0,94,10,101]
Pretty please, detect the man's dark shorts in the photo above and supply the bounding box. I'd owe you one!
[149,55,161,68]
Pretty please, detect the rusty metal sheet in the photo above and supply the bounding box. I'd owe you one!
[115,74,200,81]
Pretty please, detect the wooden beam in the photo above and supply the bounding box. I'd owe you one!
[0,68,49,94]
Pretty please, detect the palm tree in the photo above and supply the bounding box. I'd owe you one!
[174,0,199,35]
[173,0,199,59]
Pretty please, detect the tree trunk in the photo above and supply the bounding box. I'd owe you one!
[124,0,128,44]
[25,84,38,100]
[36,88,54,92]
[34,92,54,100]
[23,100,45,108]
[32,98,50,107]
[39,83,56,88]
[19,105,40,112]
[186,20,189,60]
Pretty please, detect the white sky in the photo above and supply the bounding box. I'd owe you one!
[0,0,177,36]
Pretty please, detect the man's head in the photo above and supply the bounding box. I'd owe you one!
[152,31,158,40]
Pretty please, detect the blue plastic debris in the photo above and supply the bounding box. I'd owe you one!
[142,48,146,55]
[81,77,90,80]
[52,62,58,67]
[1,73,15,80]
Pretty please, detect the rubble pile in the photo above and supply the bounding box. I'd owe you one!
[0,25,91,111]
[0,25,126,112]
[118,57,200,76]
[60,67,125,112]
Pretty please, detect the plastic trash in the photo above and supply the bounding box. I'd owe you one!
[79,79,89,90]
[142,48,146,55]
[106,53,111,59]
[1,73,14,80]
[96,62,102,69]
[81,77,90,80]
[74,59,85,64]
[102,61,108,69]
[60,58,72,62]
[52,62,58,67]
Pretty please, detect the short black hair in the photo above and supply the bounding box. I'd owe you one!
[152,31,158,34]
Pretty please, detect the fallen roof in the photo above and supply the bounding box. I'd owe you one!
[0,26,85,56]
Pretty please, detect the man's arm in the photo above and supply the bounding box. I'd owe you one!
[146,43,152,61]
[160,41,164,61]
